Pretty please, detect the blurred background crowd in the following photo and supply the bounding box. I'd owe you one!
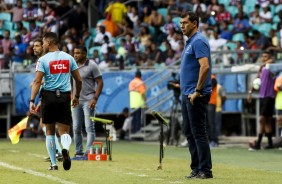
[1,0,282,72]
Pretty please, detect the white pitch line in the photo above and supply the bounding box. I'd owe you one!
[0,161,76,184]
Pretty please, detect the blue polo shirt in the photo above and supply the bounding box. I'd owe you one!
[180,32,212,96]
[36,51,78,92]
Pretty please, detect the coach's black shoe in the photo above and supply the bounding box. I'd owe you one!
[62,149,71,170]
[48,165,58,170]
[195,172,213,179]
[185,170,198,179]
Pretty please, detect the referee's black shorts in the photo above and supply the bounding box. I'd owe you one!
[41,90,72,125]
[260,97,275,117]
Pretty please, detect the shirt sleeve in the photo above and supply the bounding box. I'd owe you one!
[91,61,102,78]
[193,39,210,59]
[70,57,78,71]
[36,58,45,73]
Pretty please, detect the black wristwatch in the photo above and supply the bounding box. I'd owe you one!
[30,99,35,103]
[195,89,202,94]
[75,95,80,99]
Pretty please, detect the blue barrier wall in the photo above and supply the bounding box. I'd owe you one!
[14,71,247,115]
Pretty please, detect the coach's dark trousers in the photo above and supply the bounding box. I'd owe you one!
[181,94,212,174]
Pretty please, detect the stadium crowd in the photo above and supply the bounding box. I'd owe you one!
[0,0,282,71]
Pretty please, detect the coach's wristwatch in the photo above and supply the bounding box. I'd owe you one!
[75,95,80,99]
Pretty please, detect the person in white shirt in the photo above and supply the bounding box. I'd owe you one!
[94,25,112,46]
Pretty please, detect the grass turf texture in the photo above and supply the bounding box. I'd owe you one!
[0,139,282,184]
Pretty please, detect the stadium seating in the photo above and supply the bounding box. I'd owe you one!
[0,12,12,21]
[148,26,155,37]
[22,21,30,29]
[258,23,272,36]
[226,6,238,18]
[218,0,229,7]
[275,4,282,13]
[232,33,245,42]
[172,17,181,28]
[158,43,166,52]
[157,8,167,21]
[3,21,14,31]
[90,27,97,37]
[273,15,280,23]
[88,46,101,58]
[226,42,237,50]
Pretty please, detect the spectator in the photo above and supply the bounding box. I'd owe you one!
[68,4,88,36]
[207,0,220,15]
[193,0,208,21]
[248,51,276,150]
[101,35,115,55]
[117,15,134,37]
[1,30,14,69]
[29,20,40,39]
[220,21,233,40]
[216,4,232,24]
[14,21,24,33]
[37,0,48,22]
[148,8,164,28]
[139,26,152,48]
[94,25,112,46]
[11,34,27,72]
[89,49,101,64]
[139,5,151,24]
[165,47,176,66]
[163,14,179,35]
[232,11,251,34]
[252,30,270,50]
[80,30,93,49]
[260,3,272,23]
[116,38,127,60]
[42,5,56,33]
[167,0,182,17]
[153,26,167,46]
[23,1,38,22]
[209,30,227,51]
[250,4,261,25]
[127,5,138,25]
[234,1,248,19]
[5,0,24,22]
[105,0,127,24]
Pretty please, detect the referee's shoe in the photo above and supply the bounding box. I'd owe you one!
[62,149,71,170]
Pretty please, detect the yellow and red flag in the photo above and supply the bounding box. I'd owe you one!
[8,116,28,144]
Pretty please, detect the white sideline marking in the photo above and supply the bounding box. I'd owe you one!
[151,178,164,181]
[0,162,76,184]
[137,174,148,177]
[27,152,46,158]
[168,181,183,184]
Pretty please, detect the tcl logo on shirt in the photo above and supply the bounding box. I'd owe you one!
[49,60,70,74]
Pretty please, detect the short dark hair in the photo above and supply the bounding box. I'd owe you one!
[135,69,142,78]
[34,37,43,45]
[43,32,59,44]
[180,11,199,27]
[74,45,87,54]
